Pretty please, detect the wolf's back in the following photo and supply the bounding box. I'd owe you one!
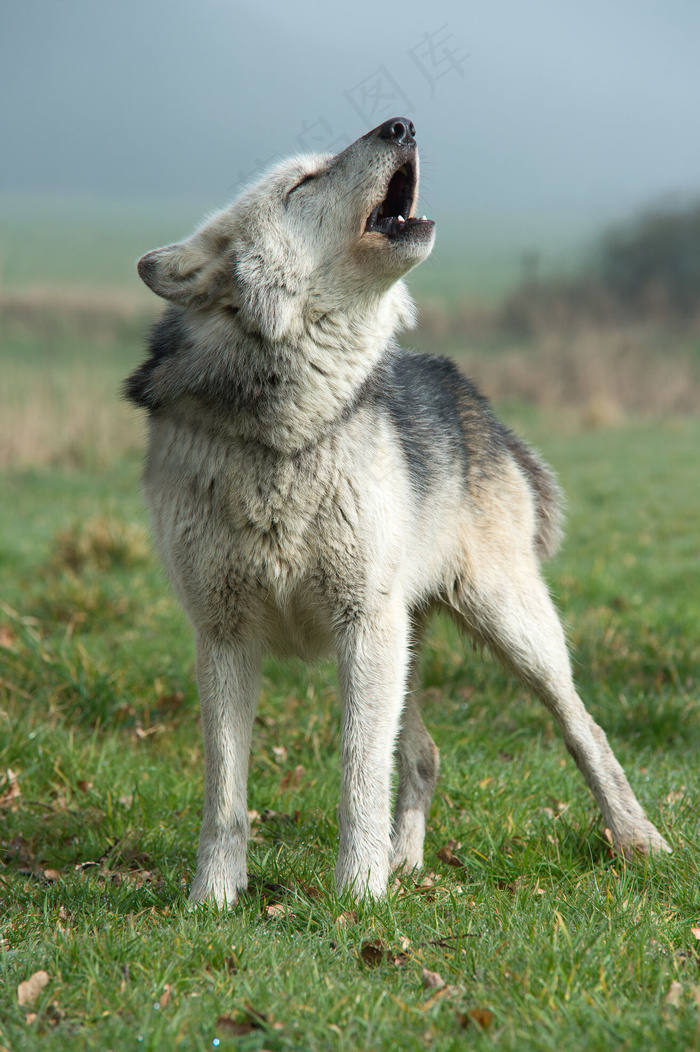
[374,349,563,560]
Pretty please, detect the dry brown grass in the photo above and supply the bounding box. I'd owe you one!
[0,359,145,470]
[2,284,698,470]
[415,297,700,423]
[50,516,150,573]
[0,284,155,342]
[455,326,700,420]
[0,284,151,469]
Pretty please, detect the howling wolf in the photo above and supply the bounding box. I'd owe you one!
[125,117,669,906]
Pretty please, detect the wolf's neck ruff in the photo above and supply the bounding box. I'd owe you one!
[127,282,414,455]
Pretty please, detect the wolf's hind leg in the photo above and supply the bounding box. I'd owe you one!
[391,676,440,873]
[454,566,670,859]
[189,634,261,907]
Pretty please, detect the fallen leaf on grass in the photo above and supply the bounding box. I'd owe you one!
[665,980,683,1007]
[17,970,50,1006]
[421,968,446,991]
[691,927,700,941]
[159,984,171,1009]
[49,793,69,813]
[266,903,287,918]
[279,765,305,791]
[422,986,458,1011]
[259,808,293,823]
[0,769,20,810]
[133,723,164,740]
[216,1007,282,1036]
[74,860,156,890]
[334,911,358,928]
[76,780,93,793]
[360,939,387,966]
[457,1007,495,1030]
[359,939,409,968]
[542,801,570,820]
[437,840,464,868]
[155,691,184,714]
[216,1016,260,1037]
[410,872,443,899]
[299,881,323,901]
[272,746,288,763]
[0,625,17,648]
[42,869,60,882]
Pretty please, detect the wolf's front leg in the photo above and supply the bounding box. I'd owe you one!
[335,603,409,898]
[189,634,261,907]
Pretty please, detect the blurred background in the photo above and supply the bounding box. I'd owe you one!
[1,0,700,466]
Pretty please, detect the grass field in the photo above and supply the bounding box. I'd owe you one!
[2,393,699,1049]
[1,203,699,1048]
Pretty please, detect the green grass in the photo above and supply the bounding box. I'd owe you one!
[1,417,699,1051]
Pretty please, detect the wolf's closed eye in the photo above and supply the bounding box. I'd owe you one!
[288,173,316,196]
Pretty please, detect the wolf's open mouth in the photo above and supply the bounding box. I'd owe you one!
[365,162,432,238]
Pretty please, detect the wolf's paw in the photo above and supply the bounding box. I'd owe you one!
[188,838,247,908]
[609,821,671,861]
[335,853,389,900]
[188,877,246,909]
[390,817,425,874]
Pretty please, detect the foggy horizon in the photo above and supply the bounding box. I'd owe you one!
[2,0,700,221]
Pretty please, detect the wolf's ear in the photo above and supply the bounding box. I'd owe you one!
[137,243,202,304]
[137,226,235,307]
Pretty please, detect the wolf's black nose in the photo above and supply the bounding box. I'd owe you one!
[377,117,416,147]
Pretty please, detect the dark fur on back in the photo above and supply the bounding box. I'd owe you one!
[373,351,563,559]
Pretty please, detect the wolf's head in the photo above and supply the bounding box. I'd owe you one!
[137,118,435,344]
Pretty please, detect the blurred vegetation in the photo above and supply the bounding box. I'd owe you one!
[0,191,698,472]
[600,199,700,319]
[500,197,700,336]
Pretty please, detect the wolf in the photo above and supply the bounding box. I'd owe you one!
[125,117,669,906]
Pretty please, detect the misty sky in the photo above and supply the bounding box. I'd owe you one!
[2,0,699,218]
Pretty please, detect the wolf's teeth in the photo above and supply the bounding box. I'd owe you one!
[397,215,405,223]
[420,215,427,220]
